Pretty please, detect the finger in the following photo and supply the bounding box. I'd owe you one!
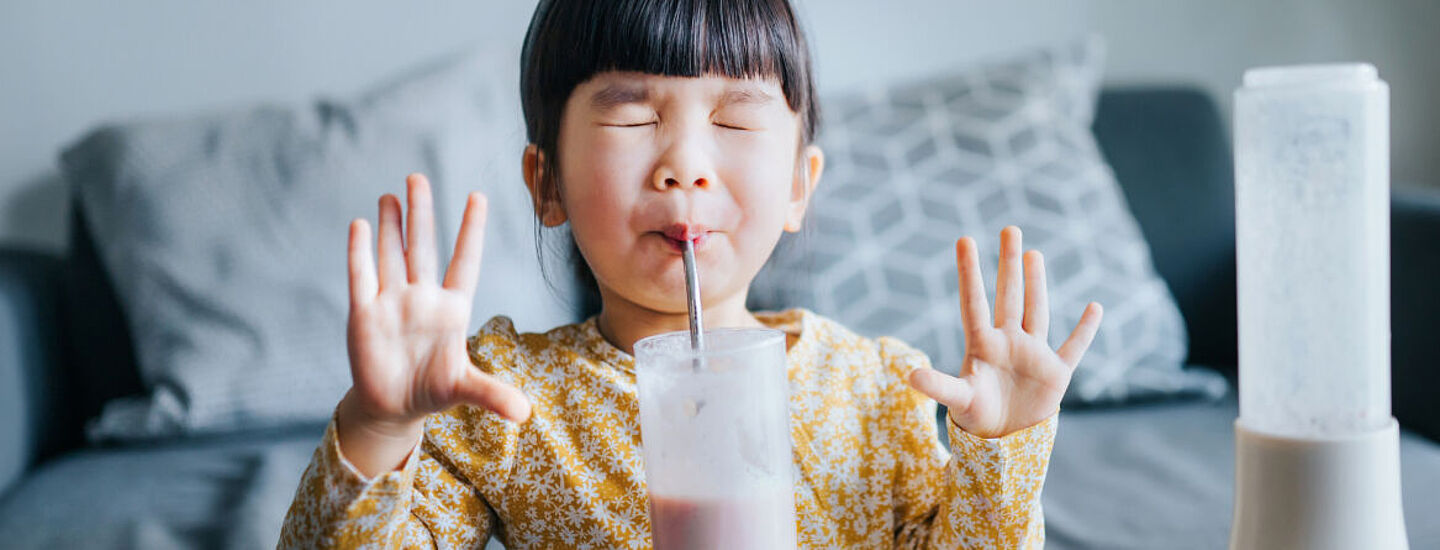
[906,367,975,413]
[994,225,1024,328]
[443,192,488,297]
[956,237,992,336]
[453,369,533,423]
[1057,302,1104,369]
[348,219,378,307]
[406,173,439,285]
[377,194,407,291]
[1022,249,1049,342]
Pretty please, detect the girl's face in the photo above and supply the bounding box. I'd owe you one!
[529,71,823,316]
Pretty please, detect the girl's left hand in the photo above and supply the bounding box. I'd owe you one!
[906,226,1103,439]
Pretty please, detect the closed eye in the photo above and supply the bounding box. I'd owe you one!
[714,122,752,131]
[605,121,655,128]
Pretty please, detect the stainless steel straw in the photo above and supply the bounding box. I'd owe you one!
[682,238,706,368]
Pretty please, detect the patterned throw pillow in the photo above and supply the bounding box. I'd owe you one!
[751,37,1227,405]
[63,45,581,440]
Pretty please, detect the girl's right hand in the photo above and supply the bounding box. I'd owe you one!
[341,173,532,440]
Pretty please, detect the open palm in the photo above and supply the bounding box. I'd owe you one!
[344,173,530,427]
[907,226,1102,439]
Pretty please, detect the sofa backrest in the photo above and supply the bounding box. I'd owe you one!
[1091,87,1240,377]
[50,86,1246,455]
[59,207,147,443]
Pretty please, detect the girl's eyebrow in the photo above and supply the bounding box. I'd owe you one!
[588,84,649,111]
[587,82,776,111]
[717,86,775,108]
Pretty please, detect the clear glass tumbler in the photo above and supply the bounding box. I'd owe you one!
[634,328,797,550]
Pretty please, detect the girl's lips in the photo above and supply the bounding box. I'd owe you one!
[660,223,710,241]
[657,223,712,253]
[657,231,712,253]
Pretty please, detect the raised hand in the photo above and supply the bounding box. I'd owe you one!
[906,226,1102,439]
[337,174,531,476]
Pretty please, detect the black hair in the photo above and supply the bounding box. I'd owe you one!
[520,0,819,316]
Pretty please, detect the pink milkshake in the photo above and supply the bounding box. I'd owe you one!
[649,489,797,549]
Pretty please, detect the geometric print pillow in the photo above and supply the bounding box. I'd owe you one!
[64,46,582,440]
[751,36,1228,406]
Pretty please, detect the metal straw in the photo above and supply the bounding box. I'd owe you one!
[682,238,706,368]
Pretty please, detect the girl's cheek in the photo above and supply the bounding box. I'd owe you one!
[587,135,653,185]
[723,141,795,200]
[562,146,637,204]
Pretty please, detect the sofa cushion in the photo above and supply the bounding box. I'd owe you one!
[7,388,1438,549]
[0,425,325,549]
[60,43,581,441]
[1039,388,1440,549]
[751,37,1226,405]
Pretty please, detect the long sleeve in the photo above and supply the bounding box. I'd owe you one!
[277,413,497,549]
[880,337,1058,550]
[933,413,1056,548]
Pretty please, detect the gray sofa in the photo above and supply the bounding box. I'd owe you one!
[2,87,1438,549]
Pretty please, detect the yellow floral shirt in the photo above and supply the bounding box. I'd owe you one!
[279,308,1057,549]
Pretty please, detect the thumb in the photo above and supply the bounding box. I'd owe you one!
[452,369,533,423]
[906,367,974,414]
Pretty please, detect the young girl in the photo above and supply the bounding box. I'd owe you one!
[280,0,1102,548]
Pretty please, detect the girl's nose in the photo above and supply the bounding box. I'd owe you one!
[652,170,711,191]
[659,176,708,189]
[651,126,717,191]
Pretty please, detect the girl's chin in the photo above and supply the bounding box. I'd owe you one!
[597,236,747,302]
[610,269,724,312]
[602,286,696,318]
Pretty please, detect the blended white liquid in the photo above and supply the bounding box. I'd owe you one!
[1234,64,1390,438]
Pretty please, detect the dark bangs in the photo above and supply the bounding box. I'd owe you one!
[520,0,819,157]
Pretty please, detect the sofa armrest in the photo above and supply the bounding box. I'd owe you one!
[1392,186,1440,442]
[0,247,65,497]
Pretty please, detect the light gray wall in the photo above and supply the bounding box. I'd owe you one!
[1091,0,1440,191]
[0,1,541,252]
[3,1,1435,252]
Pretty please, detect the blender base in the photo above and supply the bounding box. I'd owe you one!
[1230,417,1408,550]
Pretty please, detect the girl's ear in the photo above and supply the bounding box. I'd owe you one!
[523,144,568,227]
[784,145,825,232]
